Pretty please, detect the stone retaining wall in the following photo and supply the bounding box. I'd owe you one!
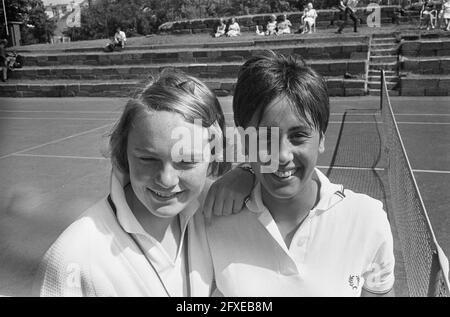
[401,57,450,75]
[10,60,367,80]
[0,78,365,98]
[23,43,368,67]
[400,40,450,57]
[400,75,450,96]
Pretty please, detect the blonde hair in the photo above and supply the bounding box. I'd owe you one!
[109,69,230,177]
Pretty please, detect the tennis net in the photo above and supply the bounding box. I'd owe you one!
[380,70,449,297]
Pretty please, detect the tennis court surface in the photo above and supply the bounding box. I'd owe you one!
[0,92,449,296]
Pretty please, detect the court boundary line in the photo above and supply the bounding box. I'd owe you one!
[328,121,450,125]
[395,122,450,125]
[2,117,449,125]
[317,166,450,174]
[318,165,385,171]
[0,124,113,160]
[6,111,449,116]
[224,112,450,117]
[12,153,108,160]
[0,110,122,114]
[0,117,116,121]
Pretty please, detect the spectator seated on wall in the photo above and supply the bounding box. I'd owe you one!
[301,2,318,34]
[440,0,450,30]
[214,18,227,37]
[266,14,278,35]
[114,27,127,48]
[418,0,437,30]
[276,14,292,35]
[256,14,278,36]
[226,17,241,37]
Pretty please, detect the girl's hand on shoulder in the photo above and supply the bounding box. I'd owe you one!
[203,166,254,221]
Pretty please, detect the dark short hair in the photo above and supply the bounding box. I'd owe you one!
[233,50,329,135]
[109,69,230,177]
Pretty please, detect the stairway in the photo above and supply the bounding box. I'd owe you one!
[367,33,400,96]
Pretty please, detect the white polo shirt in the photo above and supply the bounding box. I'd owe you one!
[207,169,395,297]
[36,169,213,297]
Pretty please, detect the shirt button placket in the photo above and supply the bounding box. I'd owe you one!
[292,213,314,264]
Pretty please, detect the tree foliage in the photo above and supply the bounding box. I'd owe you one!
[64,0,167,41]
[0,0,57,45]
[63,0,338,41]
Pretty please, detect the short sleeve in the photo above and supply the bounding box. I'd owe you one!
[362,212,395,294]
[33,220,97,297]
[35,243,92,296]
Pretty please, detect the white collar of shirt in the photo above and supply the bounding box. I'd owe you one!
[109,167,199,241]
[244,168,346,268]
[246,168,345,215]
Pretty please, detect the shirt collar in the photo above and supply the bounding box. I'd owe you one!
[246,168,345,214]
[109,167,199,238]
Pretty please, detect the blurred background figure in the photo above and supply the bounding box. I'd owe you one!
[301,3,318,34]
[114,27,127,48]
[214,18,227,37]
[441,0,450,30]
[276,14,292,35]
[266,14,278,35]
[336,0,359,34]
[226,18,241,37]
[0,39,8,82]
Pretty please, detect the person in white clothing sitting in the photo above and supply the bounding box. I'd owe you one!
[266,14,278,35]
[226,17,241,37]
[276,14,292,35]
[301,2,318,34]
[114,27,127,48]
[214,18,226,37]
[441,0,450,31]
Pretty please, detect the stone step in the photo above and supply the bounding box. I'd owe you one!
[371,38,397,44]
[370,48,398,56]
[370,43,398,50]
[372,33,396,39]
[8,59,367,80]
[0,77,366,98]
[368,88,400,96]
[368,81,398,90]
[16,35,371,55]
[369,62,398,71]
[370,55,398,63]
[368,75,399,83]
[0,79,140,97]
[22,42,369,67]
[369,70,397,77]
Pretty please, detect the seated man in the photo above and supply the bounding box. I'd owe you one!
[114,27,127,48]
